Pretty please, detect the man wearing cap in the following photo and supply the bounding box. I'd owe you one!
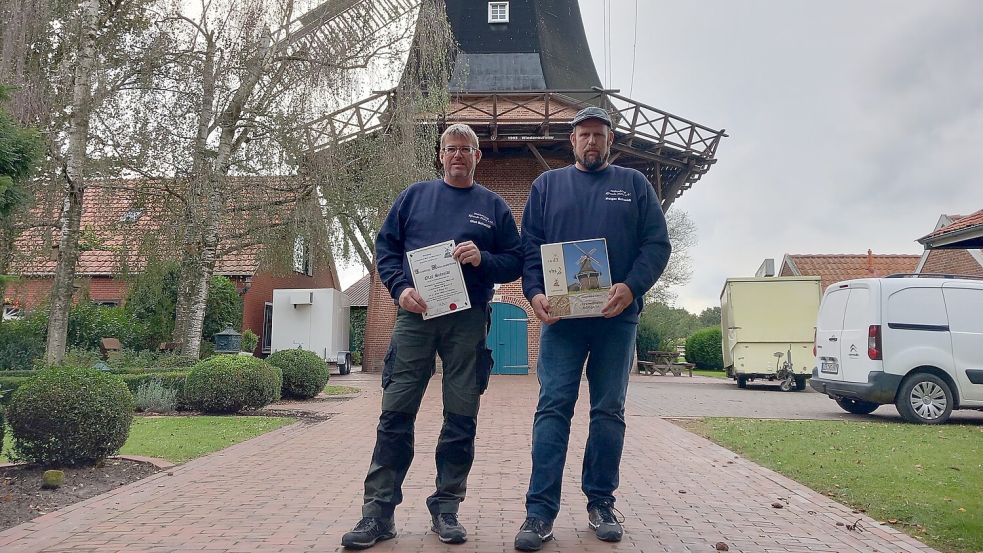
[342,123,523,549]
[513,107,672,551]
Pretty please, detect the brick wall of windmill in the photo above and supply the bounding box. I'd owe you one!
[362,151,571,373]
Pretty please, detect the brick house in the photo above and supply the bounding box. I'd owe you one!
[4,184,339,354]
[360,0,725,373]
[774,211,983,295]
[779,251,922,293]
[915,211,983,276]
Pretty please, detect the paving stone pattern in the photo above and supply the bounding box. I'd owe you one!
[0,373,939,552]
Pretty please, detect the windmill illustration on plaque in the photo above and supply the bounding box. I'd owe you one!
[572,244,602,292]
[541,238,612,318]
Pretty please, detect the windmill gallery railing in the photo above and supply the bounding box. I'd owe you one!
[305,87,725,167]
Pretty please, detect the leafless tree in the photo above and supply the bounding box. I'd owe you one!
[646,207,697,305]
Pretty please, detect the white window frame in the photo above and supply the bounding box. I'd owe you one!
[3,304,23,321]
[262,302,273,354]
[292,235,312,275]
[488,2,509,23]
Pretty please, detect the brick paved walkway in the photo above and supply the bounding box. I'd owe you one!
[0,374,938,553]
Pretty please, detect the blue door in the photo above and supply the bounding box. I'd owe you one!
[488,302,529,375]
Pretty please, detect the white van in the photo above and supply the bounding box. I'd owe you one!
[809,275,983,424]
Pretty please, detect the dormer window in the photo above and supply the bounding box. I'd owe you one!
[488,2,509,23]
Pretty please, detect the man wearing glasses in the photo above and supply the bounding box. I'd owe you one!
[342,123,523,549]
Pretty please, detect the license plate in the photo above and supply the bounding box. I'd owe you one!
[821,359,839,374]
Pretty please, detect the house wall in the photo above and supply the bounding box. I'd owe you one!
[920,249,983,276]
[6,267,336,355]
[6,276,129,309]
[363,150,570,373]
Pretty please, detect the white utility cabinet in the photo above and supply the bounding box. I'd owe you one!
[271,288,352,373]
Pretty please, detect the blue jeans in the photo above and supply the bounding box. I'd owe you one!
[524,317,637,522]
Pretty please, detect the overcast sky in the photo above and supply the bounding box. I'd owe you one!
[337,0,983,313]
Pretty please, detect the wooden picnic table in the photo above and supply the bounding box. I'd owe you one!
[637,350,694,377]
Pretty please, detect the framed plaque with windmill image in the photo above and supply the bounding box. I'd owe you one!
[541,238,612,319]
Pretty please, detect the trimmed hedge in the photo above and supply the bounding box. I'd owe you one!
[1,369,189,407]
[184,355,282,413]
[120,372,190,409]
[685,327,724,370]
[6,367,134,466]
[0,375,29,404]
[266,349,329,399]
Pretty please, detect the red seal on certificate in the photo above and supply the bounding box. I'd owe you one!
[449,303,458,310]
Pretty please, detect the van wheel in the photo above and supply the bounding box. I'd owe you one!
[896,373,953,424]
[737,375,748,389]
[835,397,879,415]
[338,353,352,375]
[794,376,807,391]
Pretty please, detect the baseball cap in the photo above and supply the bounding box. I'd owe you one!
[571,106,613,128]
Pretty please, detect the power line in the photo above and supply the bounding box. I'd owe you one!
[629,0,637,96]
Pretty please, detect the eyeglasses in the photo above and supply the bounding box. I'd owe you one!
[441,146,478,155]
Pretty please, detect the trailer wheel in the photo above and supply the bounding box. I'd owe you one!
[338,353,352,375]
[794,375,807,391]
[737,375,748,389]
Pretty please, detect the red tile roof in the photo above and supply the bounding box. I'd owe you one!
[11,178,299,277]
[343,273,371,307]
[781,253,921,292]
[918,209,983,245]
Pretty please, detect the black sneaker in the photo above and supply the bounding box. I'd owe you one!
[341,517,397,549]
[514,517,553,551]
[587,501,624,542]
[431,512,467,544]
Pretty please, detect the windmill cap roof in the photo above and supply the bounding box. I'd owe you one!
[572,106,613,128]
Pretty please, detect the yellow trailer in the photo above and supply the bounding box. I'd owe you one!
[720,276,821,391]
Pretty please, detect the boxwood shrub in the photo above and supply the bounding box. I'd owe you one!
[184,355,281,413]
[266,349,329,399]
[6,366,134,466]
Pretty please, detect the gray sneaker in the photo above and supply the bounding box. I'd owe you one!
[514,517,553,551]
[341,517,397,549]
[587,501,624,542]
[431,513,467,544]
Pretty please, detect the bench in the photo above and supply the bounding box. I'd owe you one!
[637,350,694,377]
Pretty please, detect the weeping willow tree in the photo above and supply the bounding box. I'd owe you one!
[104,0,447,358]
[299,0,458,274]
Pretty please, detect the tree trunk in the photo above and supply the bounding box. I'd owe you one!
[45,0,99,365]
[175,173,221,359]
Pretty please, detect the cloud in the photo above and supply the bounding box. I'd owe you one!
[581,0,983,312]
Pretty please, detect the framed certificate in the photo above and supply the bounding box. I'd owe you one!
[407,240,471,320]
[541,238,611,319]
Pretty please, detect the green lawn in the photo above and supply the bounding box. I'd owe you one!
[2,415,295,464]
[323,384,360,396]
[685,418,983,553]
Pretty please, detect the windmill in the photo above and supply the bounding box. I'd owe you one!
[357,0,727,373]
[573,243,602,291]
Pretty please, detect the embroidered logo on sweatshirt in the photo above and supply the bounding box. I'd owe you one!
[468,212,493,228]
[604,189,633,202]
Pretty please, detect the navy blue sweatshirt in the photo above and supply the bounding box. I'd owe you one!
[376,178,523,308]
[521,164,672,322]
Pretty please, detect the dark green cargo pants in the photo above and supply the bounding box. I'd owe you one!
[362,306,493,518]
